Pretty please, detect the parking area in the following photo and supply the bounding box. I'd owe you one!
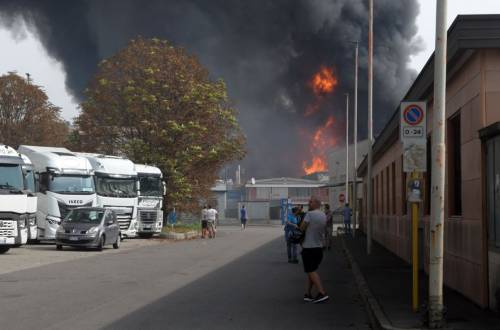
[0,238,167,275]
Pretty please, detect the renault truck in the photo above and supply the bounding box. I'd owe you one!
[0,145,30,253]
[18,145,97,241]
[78,153,139,238]
[135,164,165,238]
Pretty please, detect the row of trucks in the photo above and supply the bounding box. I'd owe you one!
[0,144,165,254]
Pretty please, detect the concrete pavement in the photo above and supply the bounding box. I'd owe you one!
[0,227,370,330]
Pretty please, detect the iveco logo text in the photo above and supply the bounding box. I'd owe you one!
[68,200,84,204]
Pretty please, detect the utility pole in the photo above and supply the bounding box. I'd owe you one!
[25,73,31,84]
[429,0,447,327]
[345,93,349,207]
[352,41,359,238]
[367,0,374,254]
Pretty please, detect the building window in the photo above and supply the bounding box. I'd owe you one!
[401,155,407,215]
[385,167,390,215]
[380,171,384,215]
[375,175,379,215]
[392,162,396,215]
[448,112,462,216]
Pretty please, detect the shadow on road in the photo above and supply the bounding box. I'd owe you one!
[103,237,370,330]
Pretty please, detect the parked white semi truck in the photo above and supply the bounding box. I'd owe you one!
[78,154,139,238]
[0,145,31,253]
[18,146,96,240]
[20,154,37,242]
[135,164,165,238]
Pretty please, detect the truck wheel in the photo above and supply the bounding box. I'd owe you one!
[97,236,105,251]
[0,246,10,254]
[56,245,63,250]
[138,233,153,239]
[113,236,120,249]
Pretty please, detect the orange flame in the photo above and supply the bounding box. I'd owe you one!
[302,115,337,174]
[311,66,338,96]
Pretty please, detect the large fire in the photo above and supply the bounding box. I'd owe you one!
[303,116,337,174]
[302,66,339,175]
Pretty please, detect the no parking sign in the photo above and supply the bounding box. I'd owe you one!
[400,101,427,173]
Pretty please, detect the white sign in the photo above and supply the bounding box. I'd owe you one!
[401,101,427,173]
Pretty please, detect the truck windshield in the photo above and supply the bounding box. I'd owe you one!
[49,175,95,194]
[95,176,137,198]
[65,209,104,223]
[0,164,24,191]
[139,175,162,197]
[24,169,35,192]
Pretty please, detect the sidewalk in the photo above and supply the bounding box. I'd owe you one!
[342,232,500,330]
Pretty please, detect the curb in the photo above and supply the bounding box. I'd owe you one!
[341,237,423,330]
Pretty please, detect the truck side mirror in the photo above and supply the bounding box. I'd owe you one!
[136,180,140,192]
[163,181,166,196]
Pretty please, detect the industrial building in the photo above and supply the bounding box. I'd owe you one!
[357,15,500,310]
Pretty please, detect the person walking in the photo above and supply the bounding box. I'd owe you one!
[240,205,248,230]
[343,203,352,235]
[206,205,218,238]
[300,197,329,303]
[201,205,208,238]
[284,206,300,264]
[324,204,333,250]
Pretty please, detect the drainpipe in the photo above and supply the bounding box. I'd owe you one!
[367,0,374,254]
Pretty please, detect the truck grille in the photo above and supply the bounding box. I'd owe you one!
[0,219,17,237]
[58,201,93,220]
[105,206,133,231]
[139,210,157,224]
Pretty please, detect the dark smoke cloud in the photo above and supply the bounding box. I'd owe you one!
[0,0,421,178]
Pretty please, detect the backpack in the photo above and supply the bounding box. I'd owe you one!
[288,226,305,244]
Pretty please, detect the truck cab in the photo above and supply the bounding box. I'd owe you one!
[17,145,97,241]
[20,154,37,242]
[135,164,165,237]
[78,153,139,238]
[0,145,30,254]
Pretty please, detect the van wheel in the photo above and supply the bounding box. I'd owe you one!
[0,246,10,254]
[56,245,63,250]
[97,236,105,251]
[113,235,120,249]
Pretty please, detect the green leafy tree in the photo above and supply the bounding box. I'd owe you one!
[74,37,245,212]
[0,72,69,147]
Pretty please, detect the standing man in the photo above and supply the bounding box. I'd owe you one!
[201,205,208,238]
[343,203,352,235]
[240,205,248,230]
[206,205,218,238]
[300,197,329,303]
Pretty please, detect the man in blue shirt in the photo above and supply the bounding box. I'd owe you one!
[285,206,300,263]
[343,203,352,235]
[240,205,248,230]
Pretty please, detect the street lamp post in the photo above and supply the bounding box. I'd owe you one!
[352,41,359,237]
[367,0,374,254]
[345,93,349,207]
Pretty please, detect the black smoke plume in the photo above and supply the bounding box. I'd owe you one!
[0,0,421,178]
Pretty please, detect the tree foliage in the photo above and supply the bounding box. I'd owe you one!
[0,72,69,147]
[74,37,245,212]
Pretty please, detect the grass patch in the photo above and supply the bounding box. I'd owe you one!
[162,222,201,233]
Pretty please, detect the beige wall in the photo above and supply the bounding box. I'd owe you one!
[361,50,493,307]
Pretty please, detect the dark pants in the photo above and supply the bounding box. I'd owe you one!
[286,239,298,261]
[344,221,352,234]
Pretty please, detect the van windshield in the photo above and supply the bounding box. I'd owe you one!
[65,209,104,223]
[95,176,137,198]
[0,164,24,191]
[50,175,95,194]
[139,175,162,197]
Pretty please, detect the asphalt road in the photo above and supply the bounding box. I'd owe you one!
[0,227,370,330]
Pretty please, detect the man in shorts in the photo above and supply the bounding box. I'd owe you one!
[206,205,218,238]
[201,205,208,238]
[300,197,329,303]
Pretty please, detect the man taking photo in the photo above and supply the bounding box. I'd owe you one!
[300,197,329,303]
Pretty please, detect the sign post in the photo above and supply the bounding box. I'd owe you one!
[401,101,427,312]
